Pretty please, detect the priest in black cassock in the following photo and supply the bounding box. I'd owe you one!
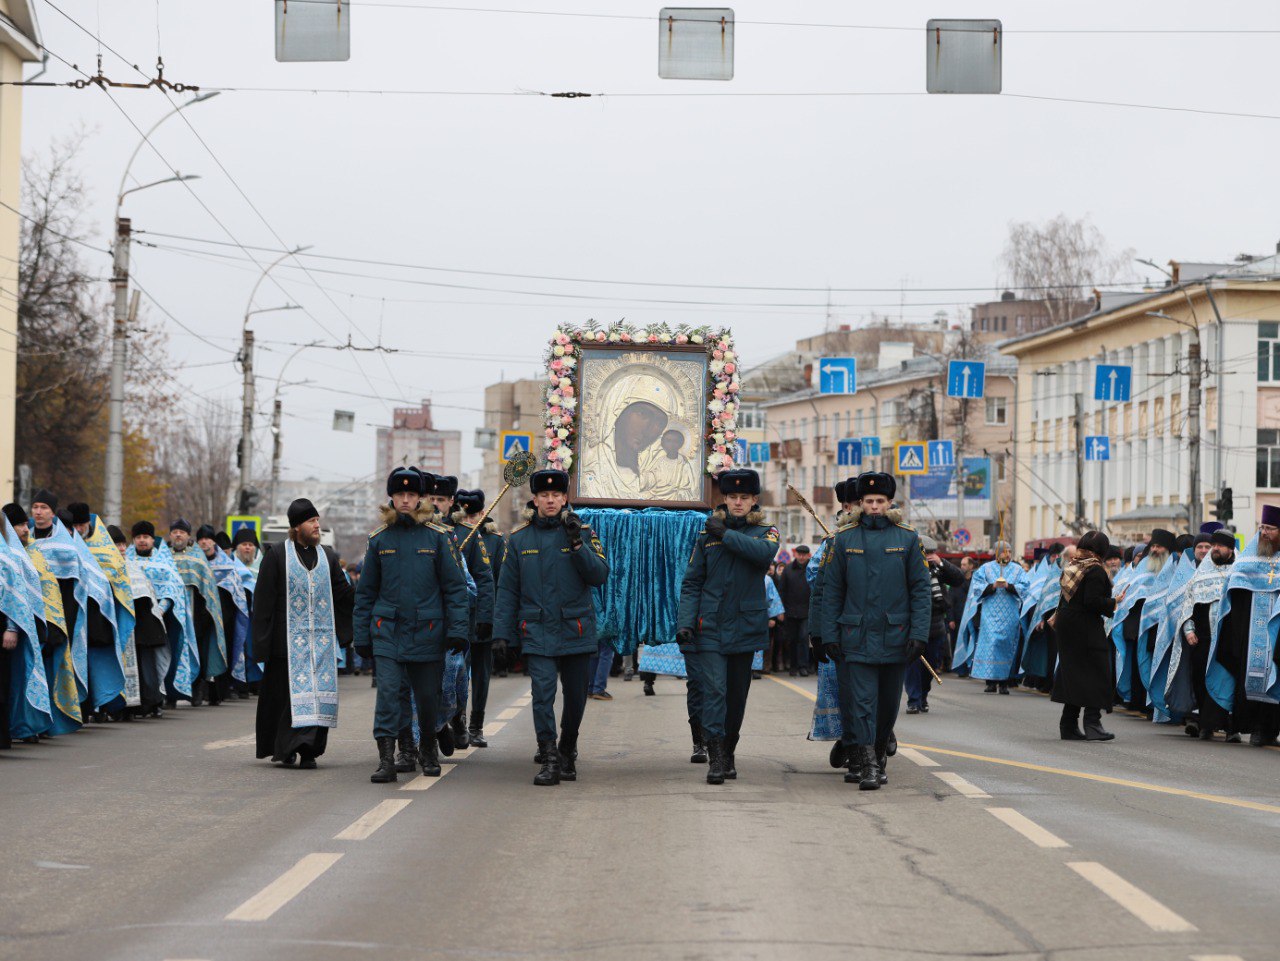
[252,499,354,769]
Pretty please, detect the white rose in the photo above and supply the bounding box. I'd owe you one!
[557,428,569,439]
[553,345,565,357]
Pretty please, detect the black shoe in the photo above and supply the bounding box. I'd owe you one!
[469,711,488,748]
[280,753,297,766]
[906,704,920,715]
[420,739,442,777]
[799,668,809,678]
[845,745,879,790]
[751,671,761,680]
[886,732,897,757]
[723,735,739,780]
[706,737,726,785]
[534,742,561,786]
[984,682,997,693]
[534,745,548,764]
[689,719,707,763]
[643,679,655,696]
[874,747,888,785]
[1198,727,1214,741]
[1225,732,1242,744]
[370,737,398,783]
[451,713,470,750]
[298,757,317,770]
[1084,721,1115,742]
[789,669,798,678]
[1060,724,1086,741]
[437,724,455,757]
[998,682,1009,695]
[1250,732,1265,747]
[920,700,930,714]
[395,730,418,773]
[558,744,578,782]
[829,741,848,769]
[1184,722,1200,738]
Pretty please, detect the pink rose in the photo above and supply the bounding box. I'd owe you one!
[713,349,724,360]
[556,333,570,345]
[727,382,739,393]
[550,406,562,417]
[545,428,555,439]
[725,430,736,441]
[551,360,564,373]
[648,334,658,343]
[724,362,736,374]
[563,344,574,355]
[562,385,575,397]
[620,332,631,342]
[595,331,606,342]
[675,334,689,345]
[713,388,725,399]
[548,373,560,384]
[550,438,562,449]
[562,415,574,426]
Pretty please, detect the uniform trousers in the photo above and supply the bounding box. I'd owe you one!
[903,633,946,707]
[376,657,443,740]
[470,641,493,721]
[837,660,906,749]
[686,650,754,741]
[526,652,591,749]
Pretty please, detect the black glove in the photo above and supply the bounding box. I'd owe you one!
[492,637,508,656]
[447,637,468,654]
[675,628,694,646]
[905,638,927,663]
[1003,584,1018,595]
[981,584,996,598]
[810,634,829,664]
[355,644,373,660]
[475,622,493,641]
[704,511,727,539]
[563,510,584,548]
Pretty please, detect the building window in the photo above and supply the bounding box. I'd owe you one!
[1259,323,1280,382]
[881,401,898,427]
[985,396,1008,425]
[994,452,1007,481]
[1258,429,1280,489]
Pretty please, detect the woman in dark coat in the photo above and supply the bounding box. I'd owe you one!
[1051,531,1125,742]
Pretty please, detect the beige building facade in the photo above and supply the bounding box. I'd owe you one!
[479,378,546,534]
[0,1,41,498]
[1000,257,1280,548]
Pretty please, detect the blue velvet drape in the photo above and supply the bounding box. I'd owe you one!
[578,508,707,655]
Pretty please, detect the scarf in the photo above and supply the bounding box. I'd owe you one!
[1060,556,1105,604]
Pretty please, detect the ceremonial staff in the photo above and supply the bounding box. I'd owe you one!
[787,484,941,685]
[459,451,537,550]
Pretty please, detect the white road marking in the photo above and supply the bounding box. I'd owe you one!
[496,707,522,721]
[1068,862,1197,933]
[35,860,90,870]
[452,747,475,759]
[897,747,940,768]
[483,721,507,737]
[513,696,532,705]
[986,807,1069,848]
[225,853,343,922]
[933,771,990,798]
[203,734,255,751]
[1190,956,1246,961]
[400,764,456,790]
[333,799,413,841]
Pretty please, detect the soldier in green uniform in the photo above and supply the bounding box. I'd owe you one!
[494,469,609,786]
[675,468,780,786]
[819,471,931,790]
[454,489,507,746]
[424,475,494,750]
[355,467,471,784]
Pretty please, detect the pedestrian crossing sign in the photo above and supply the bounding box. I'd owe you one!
[225,515,261,540]
[499,431,533,463]
[895,443,928,475]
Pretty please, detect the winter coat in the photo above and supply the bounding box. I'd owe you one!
[494,507,610,657]
[777,559,812,619]
[1051,564,1118,710]
[353,504,472,662]
[819,507,931,664]
[677,508,780,655]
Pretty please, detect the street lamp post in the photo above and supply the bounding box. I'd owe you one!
[269,341,321,511]
[103,94,217,525]
[239,246,310,510]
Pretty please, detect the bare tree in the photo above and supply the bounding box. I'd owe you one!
[1001,214,1134,326]
[156,399,239,526]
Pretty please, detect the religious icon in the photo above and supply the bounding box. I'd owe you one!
[574,347,713,508]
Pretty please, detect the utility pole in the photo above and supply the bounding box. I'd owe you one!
[239,327,256,501]
[103,217,131,525]
[270,397,282,512]
[1074,392,1086,531]
[1098,348,1108,533]
[1187,334,1203,530]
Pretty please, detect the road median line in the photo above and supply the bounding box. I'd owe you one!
[1067,861,1197,932]
[225,853,342,922]
[333,799,413,840]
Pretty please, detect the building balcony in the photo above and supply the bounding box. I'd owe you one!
[811,487,834,506]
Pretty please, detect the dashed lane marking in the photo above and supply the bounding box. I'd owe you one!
[1067,862,1197,933]
[483,721,507,737]
[933,771,990,798]
[1190,955,1246,960]
[333,799,413,841]
[986,807,1069,848]
[225,853,343,922]
[902,743,1280,816]
[495,707,522,721]
[897,747,940,768]
[203,734,255,751]
[400,764,457,791]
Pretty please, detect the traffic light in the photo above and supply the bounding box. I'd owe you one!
[1212,487,1233,523]
[238,487,261,514]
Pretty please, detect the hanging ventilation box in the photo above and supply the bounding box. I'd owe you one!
[658,8,734,81]
[926,19,1001,94]
[276,0,351,62]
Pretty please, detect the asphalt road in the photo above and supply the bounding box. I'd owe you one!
[2,668,1277,961]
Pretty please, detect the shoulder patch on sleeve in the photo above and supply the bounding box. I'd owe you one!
[764,527,780,543]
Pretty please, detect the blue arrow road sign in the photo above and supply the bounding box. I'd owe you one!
[734,438,749,463]
[1094,364,1132,402]
[946,360,986,399]
[861,436,881,456]
[749,442,770,463]
[927,440,955,468]
[1085,436,1111,461]
[837,438,863,467]
[818,357,858,395]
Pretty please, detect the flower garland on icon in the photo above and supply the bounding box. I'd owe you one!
[542,322,741,476]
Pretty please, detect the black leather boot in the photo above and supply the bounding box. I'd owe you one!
[419,738,441,777]
[469,710,488,748]
[1060,706,1086,740]
[705,737,726,785]
[451,712,470,749]
[370,737,398,783]
[829,741,849,769]
[534,741,561,786]
[983,681,997,693]
[437,724,455,757]
[689,718,707,764]
[1084,710,1115,741]
[395,729,418,773]
[558,739,578,782]
[874,744,889,785]
[723,734,739,780]
[844,746,880,790]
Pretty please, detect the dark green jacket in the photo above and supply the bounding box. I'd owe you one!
[819,507,931,664]
[475,518,507,591]
[444,511,495,627]
[677,509,780,655]
[353,505,471,662]
[494,508,609,657]
[806,510,853,643]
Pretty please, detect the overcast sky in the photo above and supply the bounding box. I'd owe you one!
[20,0,1280,487]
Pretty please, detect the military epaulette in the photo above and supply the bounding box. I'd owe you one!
[834,518,859,533]
[427,521,452,535]
[508,521,531,535]
[367,524,387,539]
[894,521,916,532]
